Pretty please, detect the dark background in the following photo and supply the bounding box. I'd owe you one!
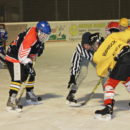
[0,0,130,22]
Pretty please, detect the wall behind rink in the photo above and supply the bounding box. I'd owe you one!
[4,20,120,43]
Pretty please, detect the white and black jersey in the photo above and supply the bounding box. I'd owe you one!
[70,43,94,76]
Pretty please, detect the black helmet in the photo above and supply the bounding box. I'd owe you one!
[109,28,120,33]
[81,32,91,45]
[89,33,103,45]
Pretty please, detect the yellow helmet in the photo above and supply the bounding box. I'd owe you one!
[119,18,129,27]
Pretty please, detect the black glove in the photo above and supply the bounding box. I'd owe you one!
[67,75,76,88]
[37,43,44,57]
[114,46,130,61]
[25,63,36,76]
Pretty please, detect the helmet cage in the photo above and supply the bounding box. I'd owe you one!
[36,21,51,42]
[38,30,49,43]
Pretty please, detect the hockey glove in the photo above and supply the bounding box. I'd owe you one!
[25,63,36,76]
[68,75,76,88]
[29,54,37,61]
[22,58,32,65]
[114,46,130,61]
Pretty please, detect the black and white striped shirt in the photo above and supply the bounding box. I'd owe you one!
[70,43,94,76]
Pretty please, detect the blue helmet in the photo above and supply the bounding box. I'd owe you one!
[36,21,51,35]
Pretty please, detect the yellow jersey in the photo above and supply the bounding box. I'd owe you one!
[93,29,130,77]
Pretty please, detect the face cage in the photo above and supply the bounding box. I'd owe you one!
[38,31,49,43]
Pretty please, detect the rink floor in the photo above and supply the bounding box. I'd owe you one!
[0,41,130,130]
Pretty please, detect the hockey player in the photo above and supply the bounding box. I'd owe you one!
[119,18,129,31]
[5,21,51,112]
[93,28,130,120]
[66,32,103,106]
[0,24,8,69]
[99,21,120,86]
[105,21,120,36]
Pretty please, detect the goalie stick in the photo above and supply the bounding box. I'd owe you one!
[78,78,102,107]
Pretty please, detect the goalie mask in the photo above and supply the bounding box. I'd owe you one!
[36,21,51,43]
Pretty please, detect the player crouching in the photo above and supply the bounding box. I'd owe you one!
[5,21,51,112]
[93,28,130,120]
[66,32,103,106]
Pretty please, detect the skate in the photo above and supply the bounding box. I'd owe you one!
[66,90,81,107]
[26,90,42,105]
[6,93,22,113]
[95,101,114,121]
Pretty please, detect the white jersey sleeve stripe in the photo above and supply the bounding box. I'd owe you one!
[70,43,93,76]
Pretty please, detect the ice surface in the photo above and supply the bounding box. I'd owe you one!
[0,41,130,130]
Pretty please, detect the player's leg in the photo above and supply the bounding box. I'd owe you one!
[90,60,108,91]
[6,61,23,112]
[24,64,42,104]
[0,46,6,68]
[95,60,130,120]
[95,78,119,120]
[66,58,89,106]
[25,75,40,104]
[76,58,89,86]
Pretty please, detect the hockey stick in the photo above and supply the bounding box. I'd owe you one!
[16,76,31,108]
[79,78,102,106]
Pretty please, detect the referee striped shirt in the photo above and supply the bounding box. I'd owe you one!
[70,43,94,76]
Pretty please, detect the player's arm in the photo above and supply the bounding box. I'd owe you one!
[18,28,37,65]
[68,51,81,88]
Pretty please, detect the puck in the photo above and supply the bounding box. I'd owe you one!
[37,97,42,101]
[18,105,23,109]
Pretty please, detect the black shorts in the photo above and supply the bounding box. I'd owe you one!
[6,61,35,82]
[110,52,130,81]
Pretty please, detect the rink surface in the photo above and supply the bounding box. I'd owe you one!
[1,41,130,130]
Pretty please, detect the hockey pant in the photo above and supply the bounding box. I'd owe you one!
[6,61,35,96]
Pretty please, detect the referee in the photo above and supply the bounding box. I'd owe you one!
[66,32,103,106]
